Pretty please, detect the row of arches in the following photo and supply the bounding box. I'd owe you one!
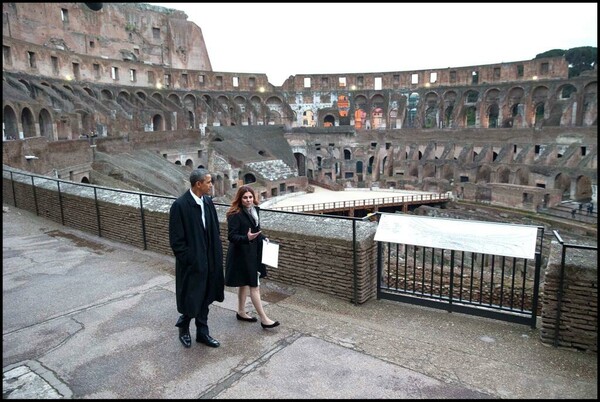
[317,81,596,130]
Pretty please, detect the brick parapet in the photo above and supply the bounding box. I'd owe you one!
[539,241,597,352]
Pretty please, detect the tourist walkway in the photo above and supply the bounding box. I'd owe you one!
[2,204,597,399]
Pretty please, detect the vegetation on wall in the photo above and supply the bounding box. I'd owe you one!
[536,46,597,78]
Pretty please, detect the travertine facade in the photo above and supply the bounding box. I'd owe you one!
[2,2,597,208]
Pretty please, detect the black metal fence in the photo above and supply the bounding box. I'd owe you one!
[376,227,544,328]
[3,167,369,303]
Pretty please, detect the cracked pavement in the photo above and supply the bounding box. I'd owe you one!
[3,204,597,399]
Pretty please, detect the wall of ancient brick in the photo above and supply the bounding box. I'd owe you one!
[539,241,597,352]
[6,167,597,327]
[2,170,378,304]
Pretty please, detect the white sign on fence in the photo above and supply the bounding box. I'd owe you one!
[374,213,538,259]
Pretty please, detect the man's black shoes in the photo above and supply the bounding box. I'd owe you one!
[196,334,220,348]
[178,327,192,348]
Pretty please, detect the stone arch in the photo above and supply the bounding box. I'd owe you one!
[152,113,164,131]
[556,83,577,100]
[554,172,571,199]
[371,107,383,129]
[496,166,510,183]
[152,92,164,104]
[183,94,197,129]
[424,92,439,128]
[575,174,593,201]
[294,152,306,176]
[531,86,549,127]
[443,90,457,128]
[487,103,500,128]
[504,86,525,127]
[21,107,37,138]
[268,110,281,125]
[582,81,597,126]
[370,94,385,129]
[422,162,435,178]
[243,173,257,184]
[83,87,97,98]
[264,96,283,125]
[354,95,368,129]
[79,110,94,135]
[118,90,131,103]
[514,167,529,185]
[18,79,34,98]
[3,105,19,140]
[168,93,182,107]
[440,164,453,181]
[406,92,419,128]
[184,94,197,109]
[323,114,336,127]
[101,89,114,101]
[476,164,492,183]
[464,90,479,103]
[464,106,477,127]
[356,160,363,174]
[302,110,315,127]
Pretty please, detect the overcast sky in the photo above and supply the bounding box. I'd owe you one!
[149,2,597,86]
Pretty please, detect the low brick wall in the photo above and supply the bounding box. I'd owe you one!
[4,166,597,341]
[540,241,598,352]
[3,168,378,304]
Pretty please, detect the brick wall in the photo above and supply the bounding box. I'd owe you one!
[4,167,596,336]
[539,241,598,352]
[3,169,378,304]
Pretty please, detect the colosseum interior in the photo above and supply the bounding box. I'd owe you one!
[2,2,597,213]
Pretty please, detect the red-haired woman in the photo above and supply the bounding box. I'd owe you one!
[225,186,279,329]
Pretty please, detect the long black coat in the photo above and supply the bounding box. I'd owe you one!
[225,207,266,287]
[169,191,224,317]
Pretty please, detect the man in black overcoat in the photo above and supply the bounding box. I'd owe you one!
[169,168,224,348]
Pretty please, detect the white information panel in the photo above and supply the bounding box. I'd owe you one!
[374,213,538,259]
[261,240,280,268]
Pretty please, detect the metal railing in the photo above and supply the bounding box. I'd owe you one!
[271,193,450,213]
[551,230,598,347]
[376,223,544,328]
[3,167,370,304]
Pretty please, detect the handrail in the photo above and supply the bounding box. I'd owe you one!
[3,166,372,304]
[272,193,450,213]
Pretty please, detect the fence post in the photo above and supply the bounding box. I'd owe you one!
[31,175,39,216]
[139,193,147,250]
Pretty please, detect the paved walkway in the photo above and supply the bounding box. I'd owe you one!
[2,204,597,399]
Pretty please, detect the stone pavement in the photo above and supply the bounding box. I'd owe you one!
[2,204,597,399]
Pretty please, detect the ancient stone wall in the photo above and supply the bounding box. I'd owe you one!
[540,241,597,352]
[2,168,378,304]
[2,2,597,213]
[4,166,596,332]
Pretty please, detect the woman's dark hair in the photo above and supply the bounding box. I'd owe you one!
[226,186,258,217]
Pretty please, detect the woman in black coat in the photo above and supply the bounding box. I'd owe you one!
[225,186,279,329]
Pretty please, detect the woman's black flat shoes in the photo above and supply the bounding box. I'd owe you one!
[261,321,280,329]
[236,313,258,322]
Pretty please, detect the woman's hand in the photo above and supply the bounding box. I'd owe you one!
[247,228,261,241]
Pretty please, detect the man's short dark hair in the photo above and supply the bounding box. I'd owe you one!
[190,168,210,187]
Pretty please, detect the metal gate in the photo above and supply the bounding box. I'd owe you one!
[375,214,544,328]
